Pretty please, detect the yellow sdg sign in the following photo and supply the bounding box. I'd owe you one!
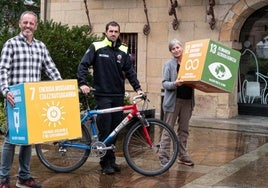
[178,39,241,93]
[7,80,82,144]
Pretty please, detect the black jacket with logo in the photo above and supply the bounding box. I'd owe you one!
[77,37,141,97]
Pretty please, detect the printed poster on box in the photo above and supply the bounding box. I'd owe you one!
[178,39,241,93]
[7,79,81,144]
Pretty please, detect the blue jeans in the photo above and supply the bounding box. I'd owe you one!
[0,136,32,180]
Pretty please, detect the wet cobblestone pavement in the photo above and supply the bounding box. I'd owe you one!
[1,115,268,188]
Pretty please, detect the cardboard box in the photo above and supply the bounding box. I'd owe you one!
[178,39,241,93]
[7,80,82,144]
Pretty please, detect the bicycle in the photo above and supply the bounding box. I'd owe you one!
[35,91,178,176]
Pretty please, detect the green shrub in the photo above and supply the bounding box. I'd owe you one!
[0,0,39,29]
[34,20,99,80]
[0,103,6,134]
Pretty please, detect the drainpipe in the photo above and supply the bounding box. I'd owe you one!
[44,0,48,21]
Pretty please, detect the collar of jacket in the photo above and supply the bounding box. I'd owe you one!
[104,37,113,47]
[104,36,123,48]
[98,37,127,53]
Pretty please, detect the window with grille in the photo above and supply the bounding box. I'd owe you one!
[120,33,138,72]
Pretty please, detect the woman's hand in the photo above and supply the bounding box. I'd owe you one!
[174,78,183,87]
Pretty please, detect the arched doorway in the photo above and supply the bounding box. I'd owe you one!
[219,0,268,117]
[238,5,268,116]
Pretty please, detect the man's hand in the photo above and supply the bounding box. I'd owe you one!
[79,85,91,94]
[6,92,15,107]
[137,89,144,95]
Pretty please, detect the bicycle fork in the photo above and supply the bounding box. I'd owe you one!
[137,113,153,147]
[102,112,153,148]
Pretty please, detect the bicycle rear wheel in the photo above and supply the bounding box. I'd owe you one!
[35,124,91,173]
[123,118,178,176]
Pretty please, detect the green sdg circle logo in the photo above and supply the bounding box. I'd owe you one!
[208,62,232,80]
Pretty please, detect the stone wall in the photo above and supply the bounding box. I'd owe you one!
[40,0,268,118]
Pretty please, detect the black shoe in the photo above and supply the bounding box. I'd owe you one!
[110,163,121,172]
[101,165,115,175]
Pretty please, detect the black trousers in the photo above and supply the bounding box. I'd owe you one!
[95,96,124,165]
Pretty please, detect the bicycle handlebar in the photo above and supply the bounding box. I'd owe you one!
[79,87,149,107]
[79,87,148,101]
[132,93,148,102]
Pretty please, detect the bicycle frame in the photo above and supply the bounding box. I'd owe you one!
[60,96,152,150]
[35,94,179,176]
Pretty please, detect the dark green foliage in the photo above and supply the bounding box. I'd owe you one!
[34,21,100,109]
[0,0,40,29]
[0,103,6,134]
[34,20,99,80]
[0,27,17,48]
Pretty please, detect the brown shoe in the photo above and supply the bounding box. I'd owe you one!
[178,157,195,166]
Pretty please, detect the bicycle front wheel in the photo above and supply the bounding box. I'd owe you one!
[35,124,91,173]
[123,118,178,176]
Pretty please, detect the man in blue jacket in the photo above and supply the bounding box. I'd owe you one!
[77,21,143,175]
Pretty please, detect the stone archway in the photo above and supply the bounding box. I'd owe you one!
[219,0,268,44]
[218,0,268,117]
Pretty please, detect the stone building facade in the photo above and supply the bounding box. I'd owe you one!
[40,0,268,118]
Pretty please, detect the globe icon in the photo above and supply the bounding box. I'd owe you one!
[215,64,226,78]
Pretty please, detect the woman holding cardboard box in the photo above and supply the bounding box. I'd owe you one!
[158,39,195,167]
